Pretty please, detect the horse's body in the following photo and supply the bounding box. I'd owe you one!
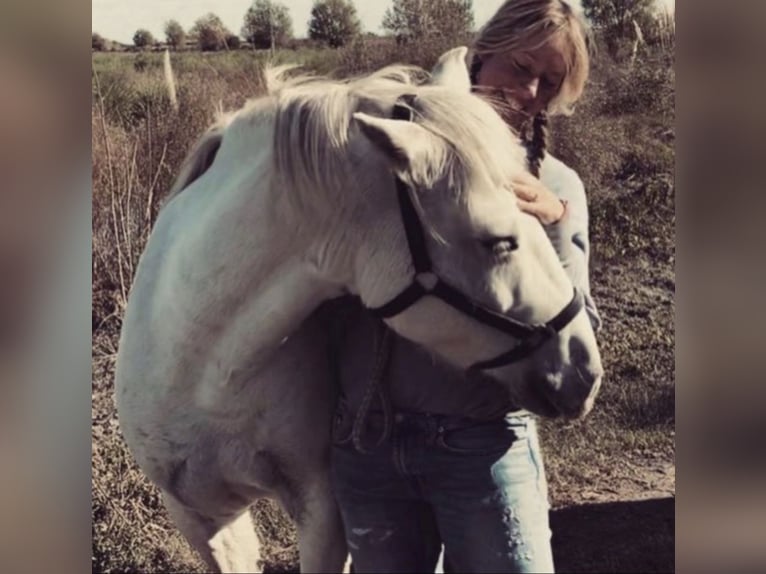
[115,49,603,573]
[115,78,348,572]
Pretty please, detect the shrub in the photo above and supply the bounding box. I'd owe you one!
[93,32,107,52]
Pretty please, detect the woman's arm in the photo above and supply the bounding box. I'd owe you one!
[543,188,602,331]
[513,168,603,332]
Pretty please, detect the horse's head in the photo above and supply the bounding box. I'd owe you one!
[346,48,602,419]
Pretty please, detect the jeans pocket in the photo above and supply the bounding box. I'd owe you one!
[436,419,521,456]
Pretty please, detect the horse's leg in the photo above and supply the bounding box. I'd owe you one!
[162,491,262,574]
[283,475,347,573]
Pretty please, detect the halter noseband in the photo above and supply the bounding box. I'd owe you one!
[364,95,585,372]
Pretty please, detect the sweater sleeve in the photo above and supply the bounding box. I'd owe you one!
[541,163,603,332]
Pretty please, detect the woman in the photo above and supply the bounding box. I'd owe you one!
[330,1,600,572]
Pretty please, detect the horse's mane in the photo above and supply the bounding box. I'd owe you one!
[264,63,524,214]
[162,64,421,206]
[164,61,525,217]
[266,64,427,214]
[165,113,231,201]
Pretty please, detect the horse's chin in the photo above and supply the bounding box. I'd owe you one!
[511,382,563,419]
[512,380,594,420]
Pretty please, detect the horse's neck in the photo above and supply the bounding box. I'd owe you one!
[179,154,346,381]
[198,255,341,381]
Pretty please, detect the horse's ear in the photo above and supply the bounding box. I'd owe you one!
[353,112,444,184]
[430,46,471,92]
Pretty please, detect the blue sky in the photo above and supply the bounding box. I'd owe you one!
[93,0,674,45]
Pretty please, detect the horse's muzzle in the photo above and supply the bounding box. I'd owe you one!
[543,364,603,419]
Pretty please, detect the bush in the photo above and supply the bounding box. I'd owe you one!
[133,53,149,73]
[550,48,675,264]
[599,55,675,118]
[226,34,242,49]
[93,32,107,51]
[552,47,674,184]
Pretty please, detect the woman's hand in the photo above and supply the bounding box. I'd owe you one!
[512,171,567,225]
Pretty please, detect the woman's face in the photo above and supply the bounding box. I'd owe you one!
[476,36,567,126]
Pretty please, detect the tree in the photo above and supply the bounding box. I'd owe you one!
[582,0,658,56]
[382,0,473,44]
[133,28,155,50]
[242,0,293,50]
[164,19,186,51]
[190,13,232,51]
[308,0,361,48]
[92,32,107,51]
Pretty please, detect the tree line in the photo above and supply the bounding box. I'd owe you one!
[92,0,673,60]
[95,0,447,52]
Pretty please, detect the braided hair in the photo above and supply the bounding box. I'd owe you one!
[525,111,549,178]
[470,54,549,178]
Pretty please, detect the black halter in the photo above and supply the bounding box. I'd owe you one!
[365,95,585,372]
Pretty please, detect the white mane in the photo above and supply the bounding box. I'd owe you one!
[171,63,529,223]
[265,64,526,209]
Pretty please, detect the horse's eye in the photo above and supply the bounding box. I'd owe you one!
[480,236,519,256]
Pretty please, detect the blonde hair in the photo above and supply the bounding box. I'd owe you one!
[471,0,592,117]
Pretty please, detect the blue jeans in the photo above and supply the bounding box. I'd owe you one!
[330,409,555,573]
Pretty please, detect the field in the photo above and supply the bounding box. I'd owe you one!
[92,38,675,573]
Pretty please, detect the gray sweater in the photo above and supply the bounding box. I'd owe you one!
[332,153,601,421]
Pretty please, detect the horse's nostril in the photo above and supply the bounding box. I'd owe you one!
[568,336,602,379]
[568,336,592,366]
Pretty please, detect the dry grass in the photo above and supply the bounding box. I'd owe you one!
[92,39,675,573]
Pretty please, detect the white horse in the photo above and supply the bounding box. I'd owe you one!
[114,48,603,573]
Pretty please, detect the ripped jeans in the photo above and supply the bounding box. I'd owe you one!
[330,409,555,574]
